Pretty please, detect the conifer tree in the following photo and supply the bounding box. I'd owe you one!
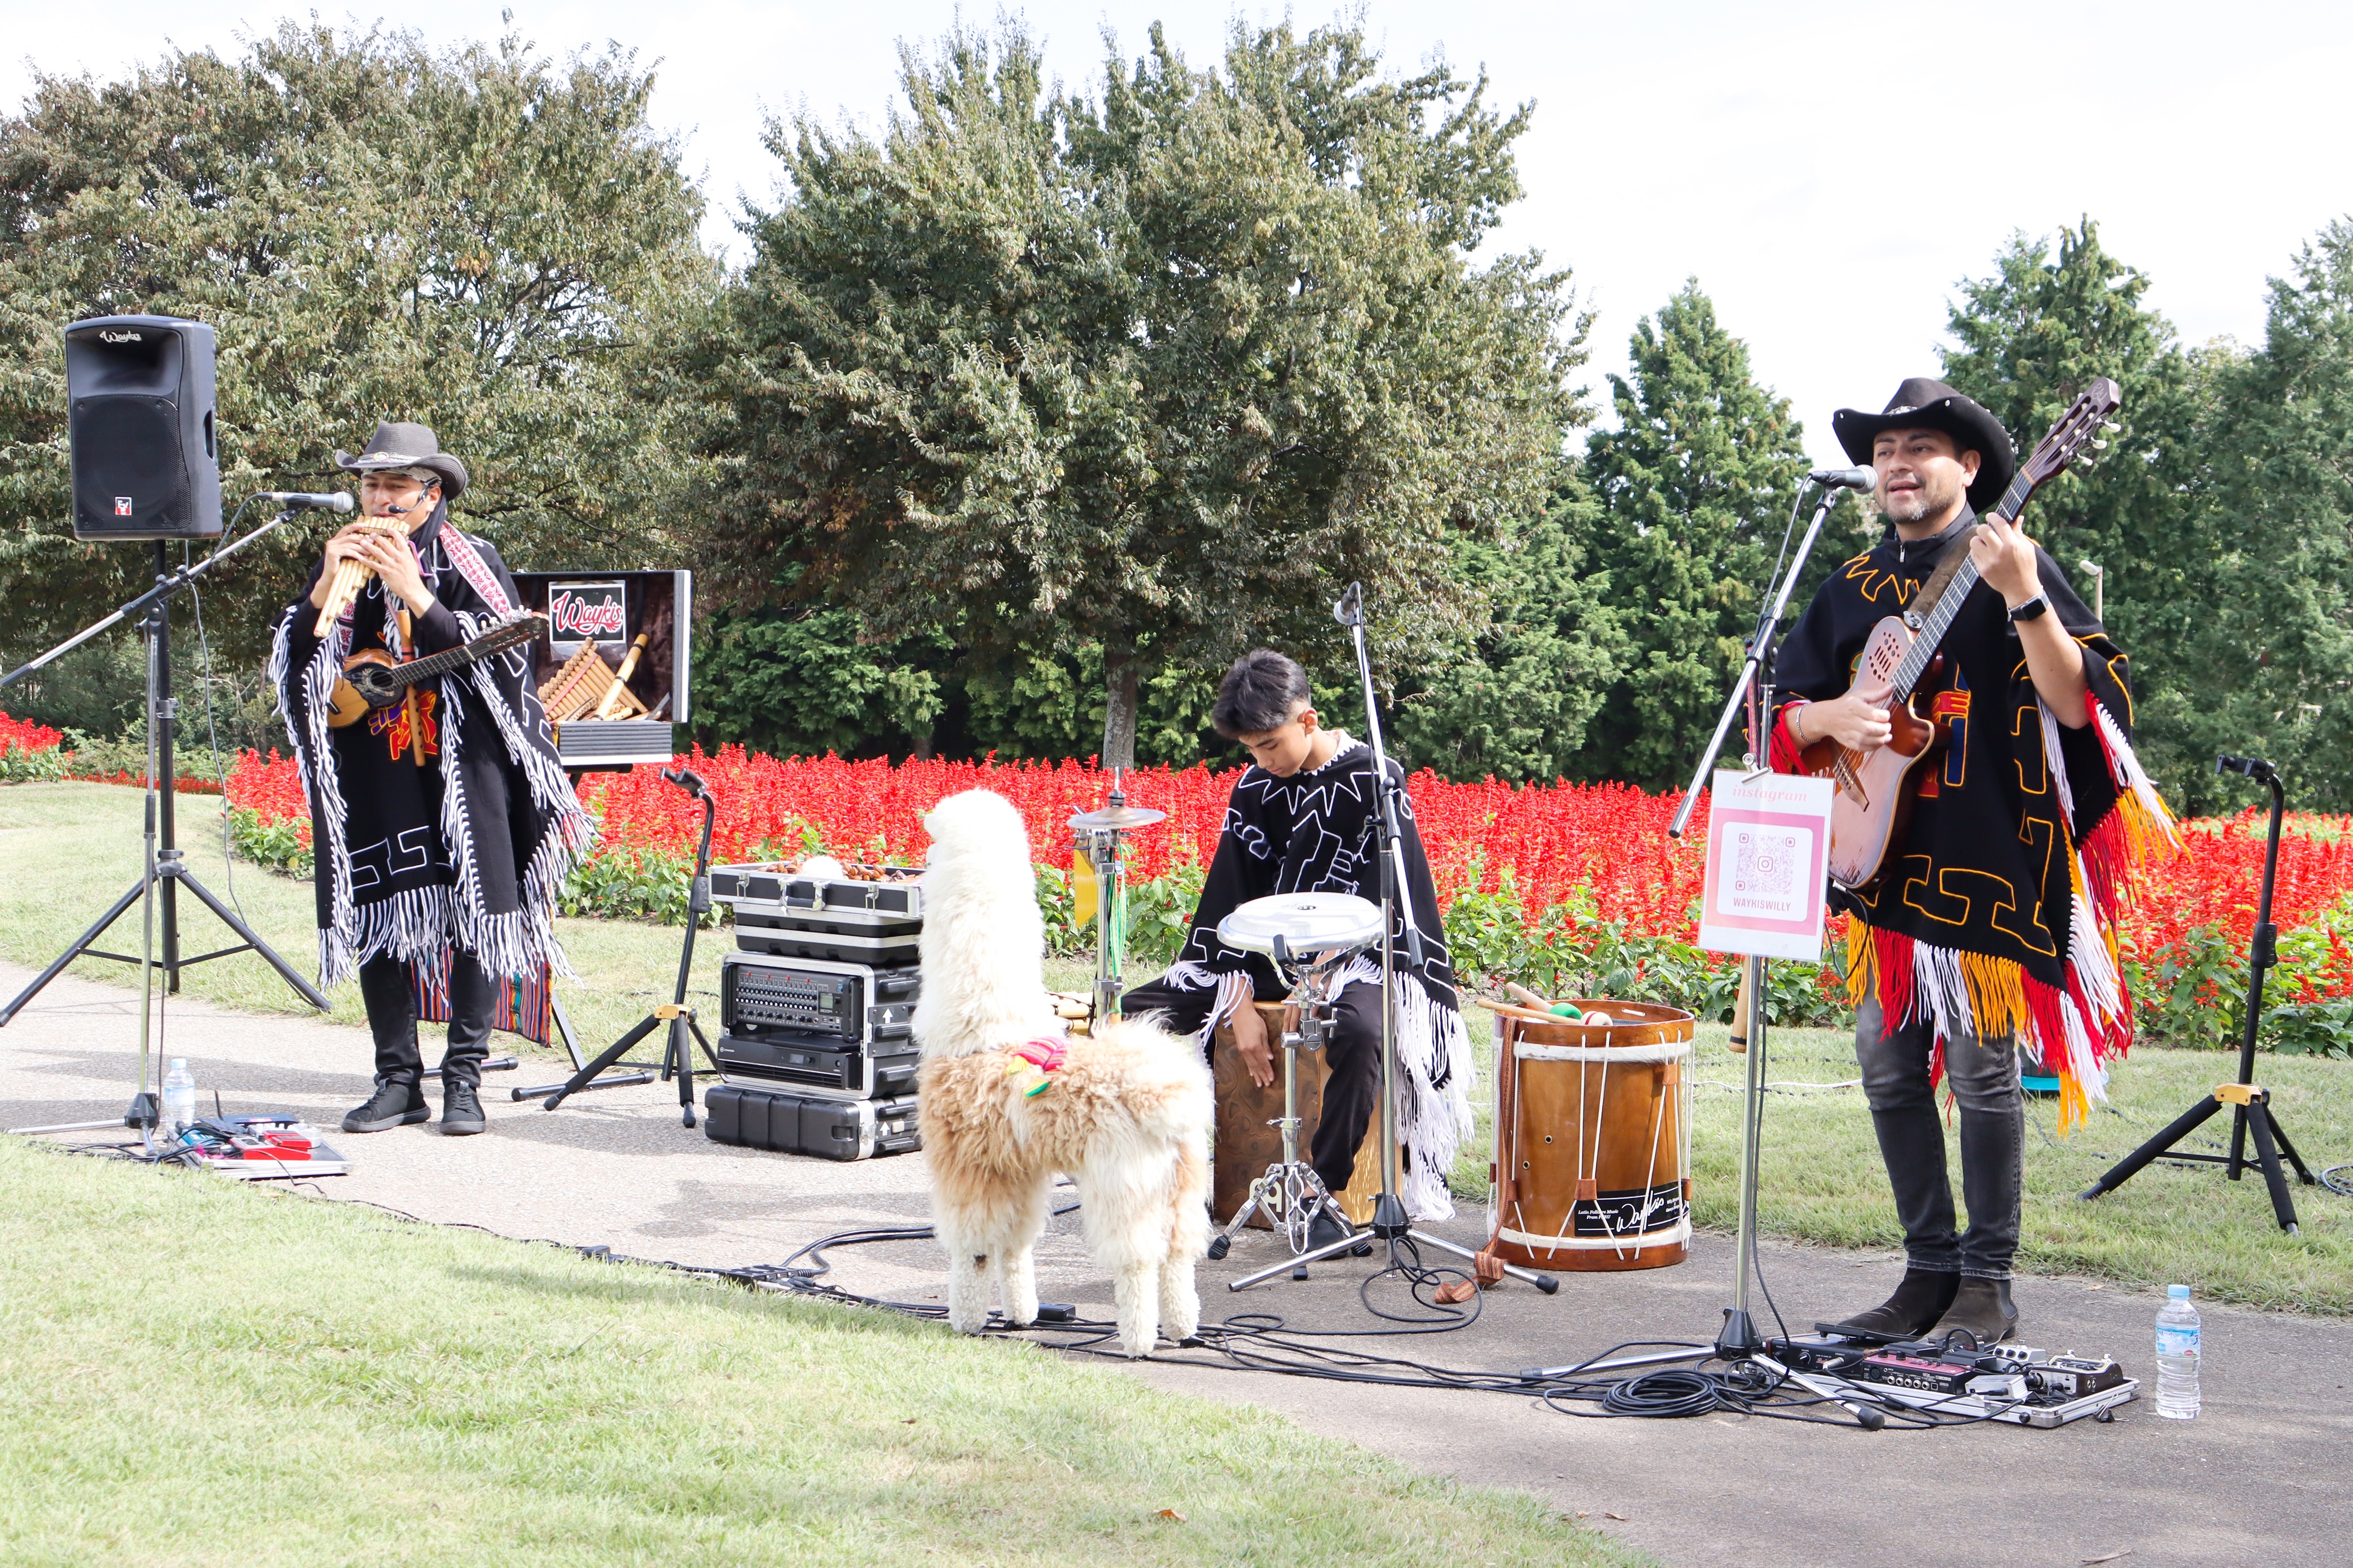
[1571,283,1808,789]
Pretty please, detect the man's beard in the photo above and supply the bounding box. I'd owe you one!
[1882,472,1960,525]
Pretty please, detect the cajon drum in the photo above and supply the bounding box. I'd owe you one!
[1210,1001,1397,1226]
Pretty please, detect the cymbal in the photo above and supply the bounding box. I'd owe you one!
[1069,803,1166,832]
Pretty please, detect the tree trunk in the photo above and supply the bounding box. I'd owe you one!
[1101,649,1141,771]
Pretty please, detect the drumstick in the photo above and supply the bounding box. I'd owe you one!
[1728,960,1755,1055]
[1504,981,1555,1013]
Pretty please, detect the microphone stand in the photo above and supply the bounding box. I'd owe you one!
[5,506,332,1145]
[1228,583,1557,1296]
[1521,483,1847,1377]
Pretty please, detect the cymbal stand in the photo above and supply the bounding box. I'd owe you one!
[1069,772,1164,1029]
[1205,938,1370,1276]
[1231,583,1557,1296]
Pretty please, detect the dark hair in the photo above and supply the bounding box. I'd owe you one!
[1212,649,1312,739]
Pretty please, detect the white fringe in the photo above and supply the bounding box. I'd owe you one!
[1334,955,1475,1222]
[2091,699,2179,846]
[2039,699,2077,833]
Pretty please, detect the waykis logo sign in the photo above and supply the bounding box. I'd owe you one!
[546,580,628,653]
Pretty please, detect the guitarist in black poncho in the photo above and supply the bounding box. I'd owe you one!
[1768,381,2174,1349]
[267,424,595,1137]
[1122,651,1475,1240]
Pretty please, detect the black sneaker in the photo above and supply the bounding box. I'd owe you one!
[440,1081,486,1136]
[343,1079,429,1133]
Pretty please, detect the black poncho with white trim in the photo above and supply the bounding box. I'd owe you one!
[266,507,594,987]
[1155,735,1474,1219]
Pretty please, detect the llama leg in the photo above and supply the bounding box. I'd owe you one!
[995,1172,1051,1327]
[1112,1259,1162,1359]
[938,1212,997,1335]
[1160,1145,1208,1342]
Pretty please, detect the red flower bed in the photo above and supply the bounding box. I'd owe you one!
[0,712,64,755]
[220,746,2353,1007]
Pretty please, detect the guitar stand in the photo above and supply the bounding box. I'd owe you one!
[537,766,721,1127]
[2081,757,2317,1234]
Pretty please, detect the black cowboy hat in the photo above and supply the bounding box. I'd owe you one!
[333,421,469,499]
[1832,377,2015,515]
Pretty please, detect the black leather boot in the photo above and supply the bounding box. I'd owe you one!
[1925,1277,2017,1349]
[343,1078,429,1133]
[440,1080,486,1136]
[1822,1267,1960,1340]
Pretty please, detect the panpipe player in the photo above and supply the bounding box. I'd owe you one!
[1768,380,2172,1348]
[266,422,594,1137]
[1122,650,1476,1244]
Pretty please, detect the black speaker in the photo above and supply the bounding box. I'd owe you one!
[64,314,220,541]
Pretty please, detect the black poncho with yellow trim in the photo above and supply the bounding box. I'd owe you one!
[1768,508,2175,1129]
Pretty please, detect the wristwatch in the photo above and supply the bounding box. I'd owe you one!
[2008,593,2050,623]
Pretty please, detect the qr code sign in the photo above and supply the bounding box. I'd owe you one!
[1725,826,1807,918]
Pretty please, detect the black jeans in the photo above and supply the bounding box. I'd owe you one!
[358,953,495,1090]
[1854,997,2024,1280]
[1122,975,1382,1196]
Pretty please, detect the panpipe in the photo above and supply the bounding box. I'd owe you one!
[311,516,410,636]
[538,640,649,722]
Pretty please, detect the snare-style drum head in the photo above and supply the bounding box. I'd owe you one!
[1217,892,1384,958]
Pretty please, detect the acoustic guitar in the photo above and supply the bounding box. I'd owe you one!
[325,612,547,729]
[1801,380,2121,890]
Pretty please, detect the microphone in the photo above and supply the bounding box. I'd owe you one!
[1808,466,1878,491]
[259,491,355,512]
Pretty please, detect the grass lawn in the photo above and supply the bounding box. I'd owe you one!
[9,781,2349,1314]
[0,1138,1645,1567]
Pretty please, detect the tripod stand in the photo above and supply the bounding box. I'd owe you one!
[539,766,721,1126]
[1,518,330,1144]
[2080,755,2317,1233]
[2,535,331,1029]
[1228,584,1557,1297]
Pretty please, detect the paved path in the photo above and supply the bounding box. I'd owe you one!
[4,959,2347,1567]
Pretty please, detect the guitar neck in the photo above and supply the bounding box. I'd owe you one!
[389,628,519,688]
[1887,470,2036,699]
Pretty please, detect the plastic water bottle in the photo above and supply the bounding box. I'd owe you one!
[2155,1284,2201,1419]
[161,1058,196,1140]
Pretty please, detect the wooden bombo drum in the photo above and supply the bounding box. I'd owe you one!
[1487,1000,1694,1271]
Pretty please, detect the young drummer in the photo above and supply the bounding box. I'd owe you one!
[1122,650,1474,1237]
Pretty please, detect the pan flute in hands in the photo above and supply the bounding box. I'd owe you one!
[311,516,411,636]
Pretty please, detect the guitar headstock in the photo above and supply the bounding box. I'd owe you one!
[474,610,549,655]
[2017,377,2122,492]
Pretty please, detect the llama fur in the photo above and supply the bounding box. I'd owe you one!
[915,789,1212,1357]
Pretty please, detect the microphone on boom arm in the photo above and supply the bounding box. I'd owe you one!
[257,491,356,512]
[1808,466,1878,492]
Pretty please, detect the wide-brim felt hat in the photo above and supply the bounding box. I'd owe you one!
[1832,378,2015,515]
[334,421,468,499]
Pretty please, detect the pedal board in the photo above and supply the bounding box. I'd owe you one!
[1765,1336,2136,1427]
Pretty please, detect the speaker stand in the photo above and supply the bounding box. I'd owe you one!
[2,539,329,1026]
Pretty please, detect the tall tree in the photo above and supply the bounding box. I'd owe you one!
[1572,282,1809,789]
[696,21,1582,768]
[1390,471,1624,780]
[2169,222,2353,809]
[1938,219,2231,805]
[0,23,714,669]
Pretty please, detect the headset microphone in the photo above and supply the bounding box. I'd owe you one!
[258,491,355,512]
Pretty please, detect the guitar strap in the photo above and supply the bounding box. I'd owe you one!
[1904,538,1972,630]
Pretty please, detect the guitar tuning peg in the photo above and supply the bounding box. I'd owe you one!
[2091,438,2108,450]
[2102,422,2121,435]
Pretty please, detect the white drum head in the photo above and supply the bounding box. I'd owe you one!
[1217,892,1384,959]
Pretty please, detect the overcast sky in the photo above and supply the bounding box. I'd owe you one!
[10,2,2351,468]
